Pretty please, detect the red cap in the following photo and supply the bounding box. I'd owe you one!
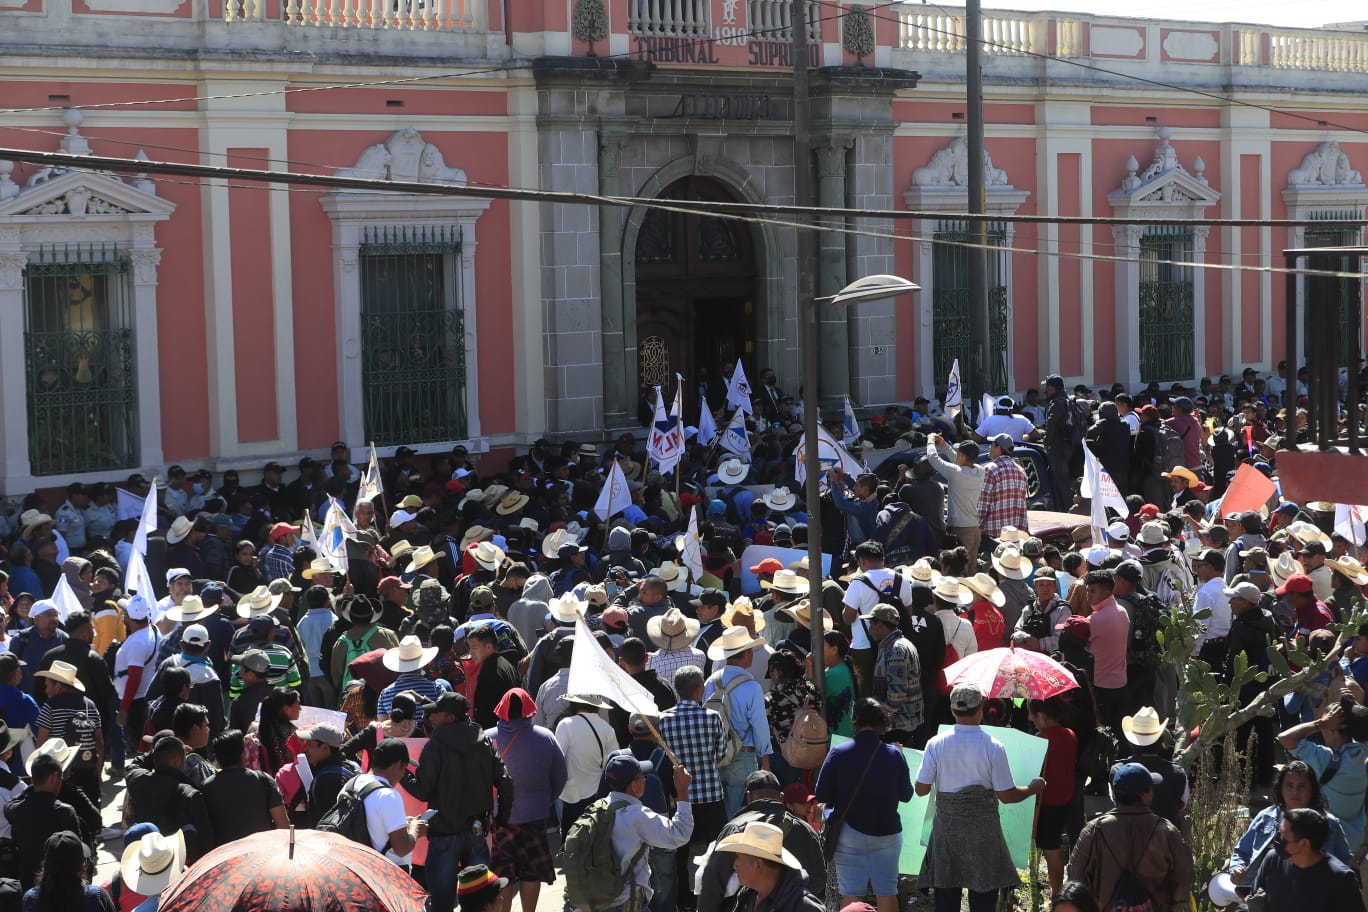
[1138,504,1161,518]
[1056,615,1091,640]
[601,606,629,632]
[1276,573,1315,595]
[378,576,412,595]
[749,557,785,575]
[444,479,465,496]
[1136,404,1160,420]
[268,522,297,542]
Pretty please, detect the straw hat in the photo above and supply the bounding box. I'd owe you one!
[166,516,194,545]
[932,577,973,606]
[542,529,570,556]
[961,572,1006,607]
[760,569,811,595]
[302,557,335,580]
[496,492,530,516]
[715,821,801,869]
[19,510,53,539]
[460,526,493,550]
[990,547,1029,581]
[34,660,84,692]
[236,586,276,619]
[1269,551,1301,587]
[1160,466,1199,488]
[774,599,834,632]
[407,545,440,572]
[389,540,415,565]
[548,593,584,624]
[1328,556,1368,587]
[382,635,440,673]
[120,830,186,897]
[763,487,797,512]
[1121,706,1168,747]
[620,459,644,482]
[1137,521,1170,546]
[707,625,767,661]
[721,596,767,633]
[480,485,510,510]
[27,737,76,775]
[718,459,749,485]
[998,525,1023,544]
[165,594,217,624]
[906,559,940,584]
[1286,521,1332,549]
[470,541,506,572]
[647,607,701,651]
[654,562,688,591]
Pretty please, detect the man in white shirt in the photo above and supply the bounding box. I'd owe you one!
[353,737,424,865]
[1192,549,1231,669]
[842,540,914,699]
[974,398,1038,443]
[114,594,160,756]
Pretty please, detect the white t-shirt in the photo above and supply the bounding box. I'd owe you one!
[975,414,1036,442]
[1121,412,1140,436]
[355,773,412,865]
[114,625,159,700]
[842,569,913,650]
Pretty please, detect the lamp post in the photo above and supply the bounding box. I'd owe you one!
[801,275,920,702]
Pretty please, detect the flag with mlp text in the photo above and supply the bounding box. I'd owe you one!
[795,424,865,485]
[357,443,382,504]
[647,386,685,475]
[720,409,751,457]
[594,459,633,522]
[944,359,963,418]
[842,396,860,445]
[726,362,754,415]
[567,615,661,717]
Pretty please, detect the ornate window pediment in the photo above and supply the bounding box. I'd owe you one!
[334,127,468,187]
[1283,141,1368,216]
[1107,128,1220,217]
[904,137,1030,213]
[0,168,175,220]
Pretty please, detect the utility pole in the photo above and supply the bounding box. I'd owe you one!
[966,0,991,405]
[793,0,824,705]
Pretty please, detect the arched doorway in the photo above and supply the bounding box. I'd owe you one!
[633,177,757,415]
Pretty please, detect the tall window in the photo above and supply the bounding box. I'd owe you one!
[1304,215,1362,369]
[1138,227,1194,383]
[23,245,139,475]
[358,225,467,446]
[931,219,1008,398]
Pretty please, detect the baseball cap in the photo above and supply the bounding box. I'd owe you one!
[1276,573,1315,595]
[1057,615,1091,640]
[745,769,781,792]
[469,586,496,610]
[990,433,1015,453]
[377,576,412,596]
[603,753,653,791]
[956,440,980,460]
[1138,504,1161,519]
[1114,560,1144,583]
[780,782,816,805]
[749,558,785,575]
[1085,546,1114,567]
[1105,521,1130,542]
[949,683,984,713]
[600,606,629,633]
[1223,582,1263,603]
[1276,502,1300,516]
[233,649,271,676]
[1136,404,1160,420]
[268,522,296,542]
[247,615,275,638]
[297,722,345,748]
[166,568,190,585]
[181,624,209,646]
[583,585,609,608]
[1110,762,1163,800]
[1198,548,1226,569]
[691,588,728,609]
[860,605,901,627]
[1301,540,1328,556]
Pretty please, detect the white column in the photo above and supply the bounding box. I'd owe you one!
[914,221,936,399]
[1001,222,1018,392]
[331,221,366,448]
[459,216,482,440]
[128,246,165,470]
[0,252,30,492]
[1192,225,1210,383]
[1112,224,1143,389]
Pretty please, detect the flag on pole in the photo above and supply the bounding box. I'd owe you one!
[357,443,382,504]
[115,488,144,522]
[696,399,718,447]
[319,497,354,574]
[124,547,159,619]
[647,386,685,475]
[670,375,687,458]
[1081,445,1129,533]
[594,460,633,522]
[300,509,322,559]
[980,392,995,426]
[567,615,661,716]
[51,575,83,624]
[676,506,704,580]
[795,424,865,485]
[131,484,158,556]
[1335,503,1368,547]
[720,409,751,457]
[842,395,861,445]
[726,362,754,415]
[944,358,963,418]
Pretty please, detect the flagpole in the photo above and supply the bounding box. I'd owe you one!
[639,714,681,769]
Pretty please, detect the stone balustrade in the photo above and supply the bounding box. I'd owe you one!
[223,0,483,31]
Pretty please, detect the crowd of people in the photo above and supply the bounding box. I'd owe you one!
[0,359,1362,912]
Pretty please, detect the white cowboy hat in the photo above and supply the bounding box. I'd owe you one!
[1328,555,1368,587]
[998,525,1023,544]
[480,485,510,510]
[165,516,195,545]
[302,557,335,579]
[654,561,686,586]
[1269,551,1301,587]
[542,529,570,556]
[715,820,801,869]
[774,599,834,632]
[457,489,484,511]
[1121,706,1168,747]
[460,526,493,550]
[1286,521,1332,548]
[707,625,767,662]
[165,594,217,624]
[34,660,84,692]
[1137,521,1170,546]
[763,487,796,512]
[961,572,1006,607]
[990,547,1029,581]
[647,607,701,651]
[27,737,76,775]
[519,517,541,533]
[19,510,53,539]
[382,635,440,673]
[760,569,811,595]
[932,577,973,606]
[407,545,440,572]
[548,593,584,624]
[717,459,749,485]
[236,586,276,619]
[721,596,766,633]
[496,492,530,516]
[120,830,186,897]
[389,540,415,564]
[470,541,506,572]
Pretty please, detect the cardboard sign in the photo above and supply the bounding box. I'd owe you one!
[1219,463,1278,517]
[737,545,833,594]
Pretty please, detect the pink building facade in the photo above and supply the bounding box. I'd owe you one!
[0,0,1364,490]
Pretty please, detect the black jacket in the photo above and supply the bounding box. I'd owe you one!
[698,798,826,911]
[1224,607,1275,696]
[406,717,513,835]
[4,790,82,889]
[37,640,115,723]
[733,864,825,912]
[471,655,521,729]
[125,763,215,860]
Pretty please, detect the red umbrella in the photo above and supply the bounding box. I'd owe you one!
[157,828,427,912]
[941,646,1078,701]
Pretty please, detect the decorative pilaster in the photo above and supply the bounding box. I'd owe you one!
[815,136,853,411]
[1111,224,1145,389]
[598,131,630,424]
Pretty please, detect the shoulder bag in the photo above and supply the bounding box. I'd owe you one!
[821,743,880,862]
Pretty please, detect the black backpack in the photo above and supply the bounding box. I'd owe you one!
[1152,424,1185,474]
[316,776,390,851]
[1098,815,1162,912]
[1122,592,1166,670]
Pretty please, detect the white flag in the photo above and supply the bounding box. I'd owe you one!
[944,359,963,418]
[50,575,84,624]
[131,484,158,556]
[677,506,704,581]
[124,547,159,619]
[842,395,861,445]
[669,376,687,463]
[300,508,322,558]
[726,362,754,415]
[594,460,633,522]
[720,409,751,457]
[795,424,865,485]
[567,615,661,717]
[319,497,354,575]
[115,488,143,522]
[696,399,718,447]
[1082,445,1129,532]
[1335,503,1368,547]
[357,443,382,504]
[647,385,685,475]
[980,392,995,425]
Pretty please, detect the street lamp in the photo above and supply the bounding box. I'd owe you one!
[800,274,919,703]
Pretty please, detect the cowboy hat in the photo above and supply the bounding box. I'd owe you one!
[560,693,614,711]
[460,526,494,550]
[760,569,811,596]
[165,594,217,624]
[382,635,440,673]
[1160,466,1200,488]
[542,529,570,556]
[27,737,76,775]
[961,572,1006,607]
[389,540,415,565]
[470,541,506,572]
[1137,521,1170,546]
[931,577,973,605]
[1121,706,1168,747]
[165,516,195,545]
[519,517,540,533]
[722,596,767,633]
[236,586,276,619]
[717,459,749,485]
[907,559,939,583]
[577,442,600,458]
[495,492,530,516]
[715,820,801,869]
[774,599,834,632]
[34,660,84,692]
[707,625,767,662]
[0,721,23,757]
[990,547,1029,581]
[340,595,379,624]
[480,485,510,510]
[407,545,440,572]
[564,520,588,542]
[1286,521,1332,548]
[997,525,1023,544]
[1269,551,1301,587]
[1328,556,1368,587]
[121,830,187,897]
[457,488,485,511]
[763,487,797,512]
[301,557,335,580]
[548,593,584,624]
[654,562,689,591]
[619,459,644,482]
[647,607,701,651]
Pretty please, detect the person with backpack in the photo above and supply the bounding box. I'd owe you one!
[841,541,914,700]
[1132,405,1182,508]
[563,753,694,912]
[703,626,772,818]
[1065,763,1194,912]
[1042,375,1081,511]
[1110,561,1166,713]
[329,597,399,692]
[294,722,358,828]
[321,737,423,865]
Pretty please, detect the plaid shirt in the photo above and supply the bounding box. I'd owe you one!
[658,699,727,805]
[978,455,1030,536]
[647,646,707,697]
[258,543,295,583]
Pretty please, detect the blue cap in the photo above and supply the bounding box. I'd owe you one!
[708,499,727,516]
[1276,502,1299,515]
[124,822,159,850]
[603,751,653,791]
[1110,762,1162,799]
